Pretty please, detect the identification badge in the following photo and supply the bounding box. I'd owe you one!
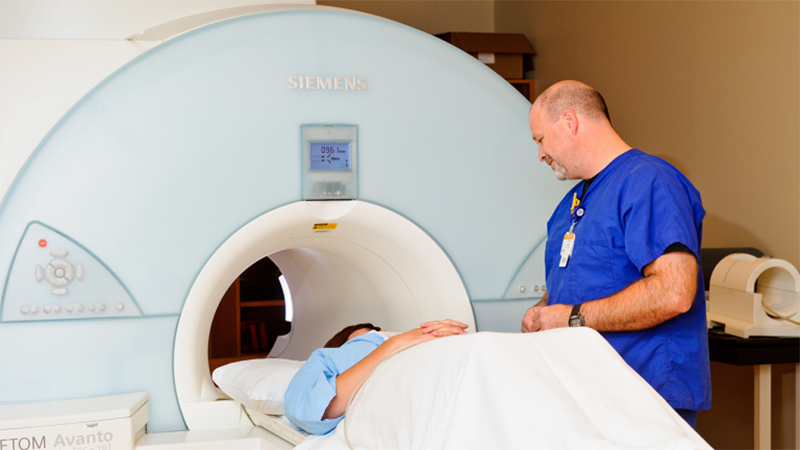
[559,232,575,267]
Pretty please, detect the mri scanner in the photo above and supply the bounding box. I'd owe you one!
[0,4,572,441]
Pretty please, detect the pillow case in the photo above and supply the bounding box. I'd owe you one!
[213,357,305,415]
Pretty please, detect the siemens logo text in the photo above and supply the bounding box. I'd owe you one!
[289,76,367,91]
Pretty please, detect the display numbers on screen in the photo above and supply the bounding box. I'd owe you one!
[310,142,351,170]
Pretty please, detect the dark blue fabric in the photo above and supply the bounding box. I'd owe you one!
[544,149,711,411]
[284,332,386,435]
[675,408,698,429]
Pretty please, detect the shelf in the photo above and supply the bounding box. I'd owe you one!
[241,300,285,308]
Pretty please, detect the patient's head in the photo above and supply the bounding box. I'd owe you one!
[324,323,382,348]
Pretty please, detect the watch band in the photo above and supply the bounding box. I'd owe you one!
[569,303,585,327]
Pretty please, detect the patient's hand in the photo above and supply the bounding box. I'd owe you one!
[392,321,467,349]
[420,319,469,336]
[391,320,469,350]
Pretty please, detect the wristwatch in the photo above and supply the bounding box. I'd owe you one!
[568,304,585,327]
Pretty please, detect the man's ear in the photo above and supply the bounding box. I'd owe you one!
[562,109,579,136]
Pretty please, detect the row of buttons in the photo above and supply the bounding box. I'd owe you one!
[20,303,125,314]
[519,284,547,293]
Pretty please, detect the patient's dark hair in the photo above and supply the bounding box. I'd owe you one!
[324,323,381,348]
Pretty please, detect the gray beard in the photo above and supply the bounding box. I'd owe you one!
[553,161,569,181]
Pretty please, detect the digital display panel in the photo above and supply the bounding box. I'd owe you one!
[310,142,351,170]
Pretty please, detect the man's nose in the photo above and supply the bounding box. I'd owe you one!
[537,147,546,162]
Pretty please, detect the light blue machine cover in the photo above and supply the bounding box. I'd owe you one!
[0,9,573,431]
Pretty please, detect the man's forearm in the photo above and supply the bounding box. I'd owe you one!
[583,276,692,330]
[582,252,697,331]
[523,252,698,332]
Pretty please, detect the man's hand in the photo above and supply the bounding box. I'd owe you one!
[521,303,571,332]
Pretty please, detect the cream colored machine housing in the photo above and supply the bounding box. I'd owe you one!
[708,253,800,338]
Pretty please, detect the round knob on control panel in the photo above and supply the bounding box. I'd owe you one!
[75,304,84,312]
[46,264,67,287]
[89,304,96,312]
[44,306,52,314]
[66,305,74,313]
[20,306,28,314]
[45,259,74,287]
[30,306,39,314]
[98,303,106,311]
[116,303,124,311]
[53,305,61,313]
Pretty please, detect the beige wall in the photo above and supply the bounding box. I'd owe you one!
[494,2,798,449]
[318,0,494,34]
[495,1,800,269]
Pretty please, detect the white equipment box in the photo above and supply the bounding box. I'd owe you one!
[709,254,800,338]
[0,392,148,450]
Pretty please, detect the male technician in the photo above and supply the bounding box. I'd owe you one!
[521,80,710,428]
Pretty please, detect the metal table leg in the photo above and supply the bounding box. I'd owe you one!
[754,364,771,450]
[795,363,799,450]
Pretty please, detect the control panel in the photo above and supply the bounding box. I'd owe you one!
[1,223,142,322]
[302,124,358,200]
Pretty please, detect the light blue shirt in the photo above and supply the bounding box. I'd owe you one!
[284,331,387,435]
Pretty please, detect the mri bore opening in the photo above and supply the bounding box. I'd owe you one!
[208,256,292,376]
[175,201,474,431]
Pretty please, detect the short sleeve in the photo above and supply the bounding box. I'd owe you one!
[620,166,704,272]
[283,351,340,434]
[283,334,384,435]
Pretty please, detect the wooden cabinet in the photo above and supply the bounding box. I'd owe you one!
[208,257,291,374]
[508,79,535,103]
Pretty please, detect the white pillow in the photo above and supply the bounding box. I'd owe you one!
[213,358,305,415]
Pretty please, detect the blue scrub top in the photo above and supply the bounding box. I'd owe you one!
[544,149,711,411]
[284,331,387,435]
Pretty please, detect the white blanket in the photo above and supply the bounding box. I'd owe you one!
[297,329,711,450]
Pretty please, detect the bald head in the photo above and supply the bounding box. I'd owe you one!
[534,81,611,125]
[529,80,631,180]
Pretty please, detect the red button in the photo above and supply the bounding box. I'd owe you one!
[38,239,47,247]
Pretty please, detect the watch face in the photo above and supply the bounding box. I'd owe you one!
[569,315,584,327]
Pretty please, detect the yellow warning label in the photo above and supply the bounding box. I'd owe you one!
[312,223,338,230]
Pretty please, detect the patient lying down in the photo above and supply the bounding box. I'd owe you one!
[285,323,711,450]
[284,319,469,435]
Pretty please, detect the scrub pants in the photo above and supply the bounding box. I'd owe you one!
[675,409,697,429]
